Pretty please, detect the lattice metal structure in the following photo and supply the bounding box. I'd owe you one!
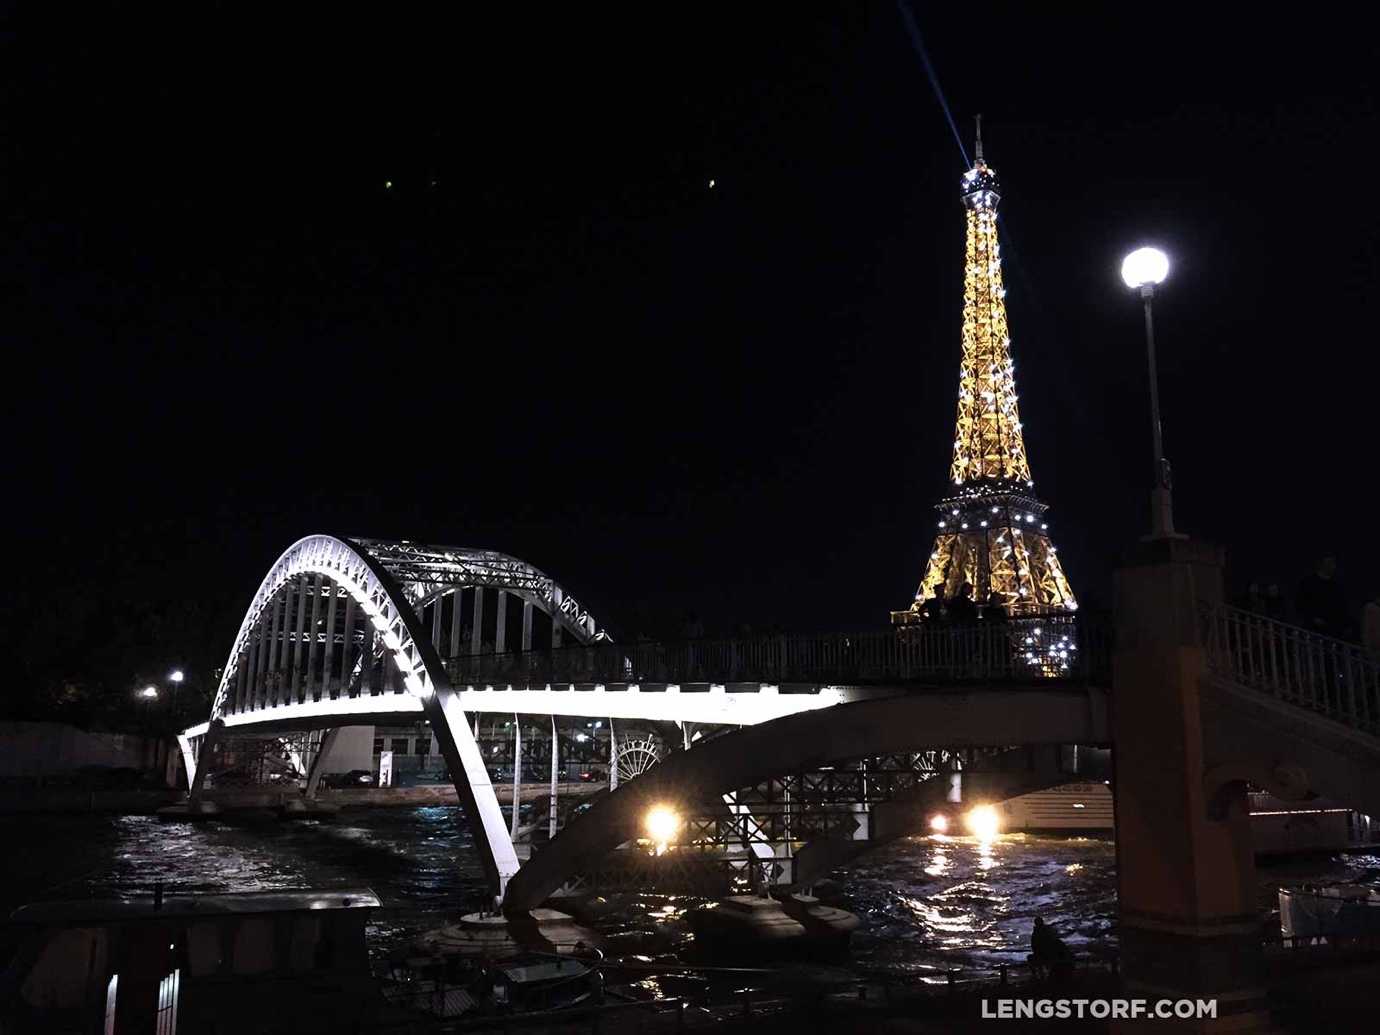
[565,749,997,895]
[898,123,1076,619]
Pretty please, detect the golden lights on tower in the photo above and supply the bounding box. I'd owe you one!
[950,202,1030,485]
[897,133,1077,619]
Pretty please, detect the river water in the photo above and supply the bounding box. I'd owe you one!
[3,808,1377,985]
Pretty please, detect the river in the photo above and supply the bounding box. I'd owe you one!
[3,808,1377,985]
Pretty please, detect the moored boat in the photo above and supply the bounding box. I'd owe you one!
[1279,884,1380,941]
[1,888,383,1034]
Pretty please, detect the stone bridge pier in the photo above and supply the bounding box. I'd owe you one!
[1112,538,1267,1032]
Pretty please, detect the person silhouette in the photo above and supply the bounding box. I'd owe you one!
[921,586,946,622]
[1297,556,1347,638]
[948,582,978,624]
[984,591,1008,623]
[1029,916,1069,980]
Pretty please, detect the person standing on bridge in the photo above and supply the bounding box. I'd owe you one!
[921,586,946,622]
[1297,556,1349,639]
[1364,591,1380,660]
[948,582,978,624]
[984,591,1008,623]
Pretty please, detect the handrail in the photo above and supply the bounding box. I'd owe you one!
[1201,603,1379,735]
[443,615,1108,689]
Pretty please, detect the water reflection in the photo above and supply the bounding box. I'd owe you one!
[8,808,1371,985]
[923,836,950,877]
[977,837,998,871]
[842,831,1118,977]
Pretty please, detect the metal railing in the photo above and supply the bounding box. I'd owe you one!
[1202,604,1379,735]
[446,615,1108,690]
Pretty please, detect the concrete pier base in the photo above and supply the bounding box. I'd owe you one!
[278,798,339,819]
[416,909,599,958]
[156,799,221,821]
[687,895,807,949]
[1112,538,1279,1032]
[777,893,860,948]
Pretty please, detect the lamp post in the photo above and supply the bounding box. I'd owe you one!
[169,669,184,722]
[1120,246,1175,538]
[137,684,159,732]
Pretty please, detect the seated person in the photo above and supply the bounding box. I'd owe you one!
[1028,916,1071,980]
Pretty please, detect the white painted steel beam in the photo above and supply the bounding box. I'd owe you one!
[187,682,853,735]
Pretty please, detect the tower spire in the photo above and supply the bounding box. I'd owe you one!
[892,136,1077,623]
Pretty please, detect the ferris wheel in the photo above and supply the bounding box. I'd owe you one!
[615,737,663,782]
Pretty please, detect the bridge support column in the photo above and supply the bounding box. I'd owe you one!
[510,717,522,840]
[423,691,520,907]
[1111,538,1267,1031]
[471,588,485,655]
[549,716,559,840]
[186,719,224,808]
[608,717,618,790]
[305,727,342,800]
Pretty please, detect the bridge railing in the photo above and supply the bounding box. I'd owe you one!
[446,614,1107,689]
[1202,604,1379,735]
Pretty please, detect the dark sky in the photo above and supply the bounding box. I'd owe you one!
[5,4,1378,692]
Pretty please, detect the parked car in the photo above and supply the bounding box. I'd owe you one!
[324,769,375,788]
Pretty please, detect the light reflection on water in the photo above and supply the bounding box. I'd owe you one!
[837,831,1117,978]
[3,809,1375,984]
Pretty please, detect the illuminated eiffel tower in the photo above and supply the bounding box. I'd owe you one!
[895,120,1076,622]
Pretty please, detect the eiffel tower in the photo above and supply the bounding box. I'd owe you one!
[895,119,1076,622]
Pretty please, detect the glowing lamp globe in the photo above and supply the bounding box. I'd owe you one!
[644,805,681,845]
[1121,247,1169,289]
[964,803,1001,840]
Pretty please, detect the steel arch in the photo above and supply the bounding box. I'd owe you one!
[502,687,1109,910]
[194,533,621,901]
[209,536,609,720]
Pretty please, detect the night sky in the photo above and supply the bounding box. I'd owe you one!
[6,5,1378,699]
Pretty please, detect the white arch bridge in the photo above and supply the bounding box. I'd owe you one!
[180,534,1380,912]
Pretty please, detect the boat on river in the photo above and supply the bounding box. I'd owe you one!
[686,894,859,957]
[1,888,383,1034]
[0,888,603,1033]
[1279,884,1380,941]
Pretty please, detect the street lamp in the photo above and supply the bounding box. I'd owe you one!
[168,669,184,719]
[1120,246,1176,538]
[139,685,159,700]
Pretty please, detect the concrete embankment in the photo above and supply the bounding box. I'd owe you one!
[0,781,602,814]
